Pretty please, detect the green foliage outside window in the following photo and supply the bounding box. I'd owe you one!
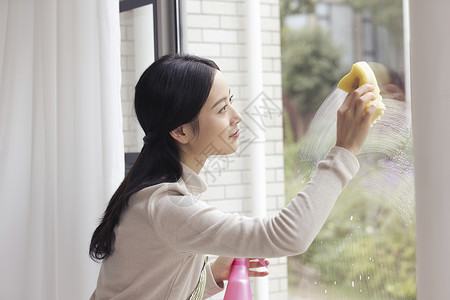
[281,25,342,118]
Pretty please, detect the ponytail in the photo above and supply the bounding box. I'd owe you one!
[89,54,219,261]
[89,137,182,261]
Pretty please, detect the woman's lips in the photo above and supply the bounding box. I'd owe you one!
[230,129,240,138]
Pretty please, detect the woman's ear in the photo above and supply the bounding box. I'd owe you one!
[170,125,192,144]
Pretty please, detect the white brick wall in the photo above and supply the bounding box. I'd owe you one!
[120,0,287,298]
[186,0,287,299]
[120,10,143,153]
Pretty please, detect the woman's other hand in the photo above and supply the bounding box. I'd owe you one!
[247,258,270,277]
[336,78,377,155]
[210,257,270,284]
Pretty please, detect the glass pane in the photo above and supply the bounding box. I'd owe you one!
[281,1,415,299]
[120,4,155,154]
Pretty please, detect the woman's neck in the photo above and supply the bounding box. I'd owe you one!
[180,153,206,175]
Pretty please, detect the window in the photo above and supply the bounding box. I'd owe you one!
[120,0,157,169]
[281,1,415,299]
[120,0,184,172]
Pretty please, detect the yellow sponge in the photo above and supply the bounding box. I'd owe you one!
[337,61,385,125]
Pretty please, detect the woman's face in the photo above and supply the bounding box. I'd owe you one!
[189,70,242,160]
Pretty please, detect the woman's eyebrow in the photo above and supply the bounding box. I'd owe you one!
[210,89,231,110]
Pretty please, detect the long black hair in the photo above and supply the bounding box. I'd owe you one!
[89,54,219,261]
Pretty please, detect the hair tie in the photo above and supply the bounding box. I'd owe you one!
[143,132,162,144]
[143,136,151,144]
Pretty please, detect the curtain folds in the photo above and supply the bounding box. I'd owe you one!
[0,1,124,299]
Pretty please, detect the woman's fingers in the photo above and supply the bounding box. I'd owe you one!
[351,84,375,111]
[338,83,375,118]
[340,78,360,111]
[248,270,269,277]
[247,258,270,277]
[336,83,377,155]
[247,258,270,269]
[363,104,377,125]
[355,91,376,115]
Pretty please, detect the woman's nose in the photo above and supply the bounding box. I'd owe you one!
[231,105,242,124]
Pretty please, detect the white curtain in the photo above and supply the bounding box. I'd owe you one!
[0,0,124,299]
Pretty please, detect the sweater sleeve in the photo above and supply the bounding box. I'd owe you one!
[149,146,359,257]
[202,262,224,299]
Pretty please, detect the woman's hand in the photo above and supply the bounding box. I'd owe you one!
[210,257,270,284]
[336,78,377,155]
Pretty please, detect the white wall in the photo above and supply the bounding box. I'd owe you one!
[120,10,144,153]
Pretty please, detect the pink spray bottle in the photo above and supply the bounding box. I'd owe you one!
[223,258,252,300]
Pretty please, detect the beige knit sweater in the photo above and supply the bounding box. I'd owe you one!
[90,146,359,299]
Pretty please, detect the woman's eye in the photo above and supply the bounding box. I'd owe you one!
[219,95,234,113]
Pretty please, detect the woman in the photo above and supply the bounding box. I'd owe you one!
[89,54,376,299]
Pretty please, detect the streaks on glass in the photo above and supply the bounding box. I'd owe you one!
[293,84,415,299]
[297,88,414,223]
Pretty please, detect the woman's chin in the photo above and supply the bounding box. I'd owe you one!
[224,140,239,155]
